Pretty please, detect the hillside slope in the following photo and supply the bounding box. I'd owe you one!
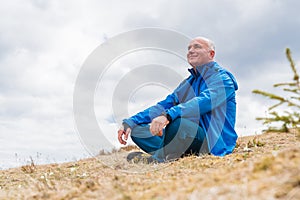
[0,131,299,199]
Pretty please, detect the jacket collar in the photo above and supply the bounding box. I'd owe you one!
[188,61,216,77]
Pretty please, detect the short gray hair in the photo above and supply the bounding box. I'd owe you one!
[194,36,215,51]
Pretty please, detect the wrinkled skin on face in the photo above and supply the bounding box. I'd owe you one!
[187,37,215,68]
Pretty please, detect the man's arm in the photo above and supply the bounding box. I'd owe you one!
[122,92,178,129]
[118,94,175,144]
[166,71,236,121]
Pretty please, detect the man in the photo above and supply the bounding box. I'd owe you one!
[117,37,238,163]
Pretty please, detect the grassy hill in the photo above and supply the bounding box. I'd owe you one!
[0,131,299,199]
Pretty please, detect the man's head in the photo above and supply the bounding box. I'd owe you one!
[187,37,215,68]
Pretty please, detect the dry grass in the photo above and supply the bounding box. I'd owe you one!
[0,131,299,200]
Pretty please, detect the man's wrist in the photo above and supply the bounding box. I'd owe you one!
[122,122,131,131]
[161,112,172,123]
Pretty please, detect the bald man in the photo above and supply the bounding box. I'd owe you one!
[118,37,238,163]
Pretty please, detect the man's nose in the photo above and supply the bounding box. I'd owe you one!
[188,46,195,53]
[188,49,195,55]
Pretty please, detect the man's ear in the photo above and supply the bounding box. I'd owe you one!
[209,50,215,59]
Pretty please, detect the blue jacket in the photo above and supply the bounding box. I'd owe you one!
[123,61,238,156]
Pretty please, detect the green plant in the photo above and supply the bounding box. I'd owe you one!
[252,48,300,132]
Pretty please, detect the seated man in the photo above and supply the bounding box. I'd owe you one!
[117,36,238,163]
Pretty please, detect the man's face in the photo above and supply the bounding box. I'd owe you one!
[187,38,215,67]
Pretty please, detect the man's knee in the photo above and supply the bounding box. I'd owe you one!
[130,124,149,137]
[166,117,184,132]
[166,118,198,135]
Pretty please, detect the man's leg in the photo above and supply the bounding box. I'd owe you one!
[152,118,208,161]
[130,124,163,155]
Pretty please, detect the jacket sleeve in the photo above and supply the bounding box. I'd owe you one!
[166,71,236,120]
[123,92,178,129]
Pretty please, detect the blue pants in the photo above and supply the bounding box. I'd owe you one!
[131,118,208,162]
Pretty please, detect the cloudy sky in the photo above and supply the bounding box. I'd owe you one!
[1,0,299,169]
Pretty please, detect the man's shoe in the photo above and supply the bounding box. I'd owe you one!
[126,151,157,164]
[165,153,181,162]
[126,151,144,162]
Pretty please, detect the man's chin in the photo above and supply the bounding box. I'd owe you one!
[190,63,198,68]
[188,61,196,67]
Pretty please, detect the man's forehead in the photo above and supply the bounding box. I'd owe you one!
[189,38,208,46]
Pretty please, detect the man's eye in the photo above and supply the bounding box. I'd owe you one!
[188,44,202,50]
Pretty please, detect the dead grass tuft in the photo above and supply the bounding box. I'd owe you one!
[20,157,36,174]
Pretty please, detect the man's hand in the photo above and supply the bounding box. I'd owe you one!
[150,115,169,136]
[118,125,131,145]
